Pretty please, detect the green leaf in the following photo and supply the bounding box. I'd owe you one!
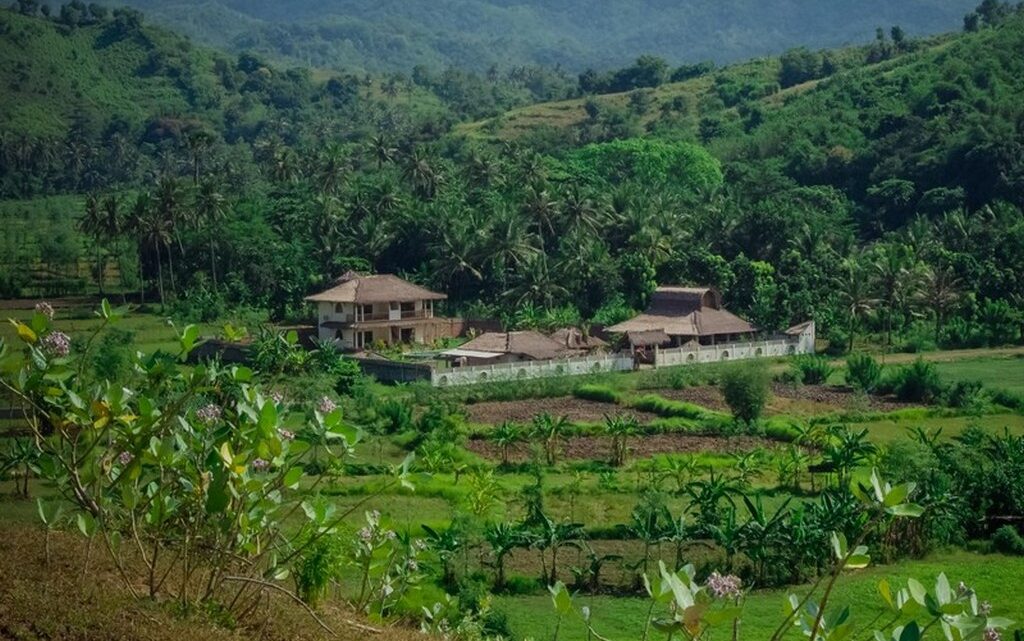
[886,503,925,517]
[899,620,920,641]
[549,581,573,615]
[879,579,894,609]
[883,483,909,507]
[179,324,200,354]
[233,366,253,382]
[100,298,112,320]
[935,573,951,605]
[845,554,871,569]
[283,467,302,489]
[76,512,97,537]
[908,579,927,605]
[831,531,847,559]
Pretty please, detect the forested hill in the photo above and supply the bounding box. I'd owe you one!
[102,0,978,72]
[1,3,1022,356]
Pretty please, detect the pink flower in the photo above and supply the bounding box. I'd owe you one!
[980,601,992,616]
[196,404,222,425]
[35,302,54,320]
[358,527,373,542]
[278,429,295,441]
[706,571,742,599]
[317,396,337,414]
[40,331,71,357]
[118,451,134,465]
[251,458,270,472]
[270,390,285,404]
[984,628,1000,641]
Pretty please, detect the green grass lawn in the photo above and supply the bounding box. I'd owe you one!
[847,412,1024,444]
[0,307,222,355]
[496,551,1024,641]
[933,356,1024,395]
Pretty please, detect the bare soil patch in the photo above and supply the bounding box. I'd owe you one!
[0,522,420,641]
[464,396,657,425]
[655,384,919,416]
[466,432,775,463]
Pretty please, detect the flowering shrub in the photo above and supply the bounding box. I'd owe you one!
[0,301,409,628]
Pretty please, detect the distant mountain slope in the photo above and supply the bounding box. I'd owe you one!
[106,0,978,72]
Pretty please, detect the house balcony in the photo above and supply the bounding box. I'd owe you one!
[321,309,434,328]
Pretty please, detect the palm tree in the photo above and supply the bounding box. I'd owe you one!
[918,261,963,342]
[78,194,106,293]
[316,142,350,196]
[503,253,568,310]
[403,148,442,200]
[183,130,213,185]
[193,180,227,288]
[154,176,184,295]
[869,243,920,348]
[133,193,172,309]
[559,184,602,236]
[835,256,877,352]
[368,134,398,169]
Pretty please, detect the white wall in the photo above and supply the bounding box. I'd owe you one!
[427,322,815,387]
[432,354,634,387]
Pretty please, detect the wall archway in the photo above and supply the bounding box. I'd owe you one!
[720,351,730,360]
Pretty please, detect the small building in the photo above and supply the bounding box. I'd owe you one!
[441,330,575,366]
[607,286,756,349]
[306,271,450,350]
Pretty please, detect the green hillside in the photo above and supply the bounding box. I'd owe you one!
[106,0,978,73]
[0,4,1022,360]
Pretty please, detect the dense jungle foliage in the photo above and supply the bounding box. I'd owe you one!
[100,0,978,72]
[1,2,1023,353]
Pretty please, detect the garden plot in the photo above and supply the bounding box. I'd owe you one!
[656,383,918,416]
[465,432,775,463]
[464,396,658,425]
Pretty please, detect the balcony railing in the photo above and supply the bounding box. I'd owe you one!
[325,310,431,324]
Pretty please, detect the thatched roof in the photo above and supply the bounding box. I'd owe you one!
[549,327,608,350]
[306,271,446,304]
[626,330,671,347]
[784,320,814,335]
[448,331,572,361]
[608,286,755,337]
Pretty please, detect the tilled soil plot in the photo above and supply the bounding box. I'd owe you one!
[655,383,918,414]
[465,432,774,463]
[502,538,727,590]
[464,396,657,425]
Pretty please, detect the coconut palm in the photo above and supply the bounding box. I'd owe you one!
[193,180,227,288]
[835,256,877,352]
[918,261,963,342]
[78,194,107,293]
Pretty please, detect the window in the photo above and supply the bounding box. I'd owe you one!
[361,304,373,319]
[334,303,344,314]
[400,328,415,343]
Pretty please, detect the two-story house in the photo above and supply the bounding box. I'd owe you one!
[306,271,450,350]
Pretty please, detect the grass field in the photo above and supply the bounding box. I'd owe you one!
[496,551,1024,641]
